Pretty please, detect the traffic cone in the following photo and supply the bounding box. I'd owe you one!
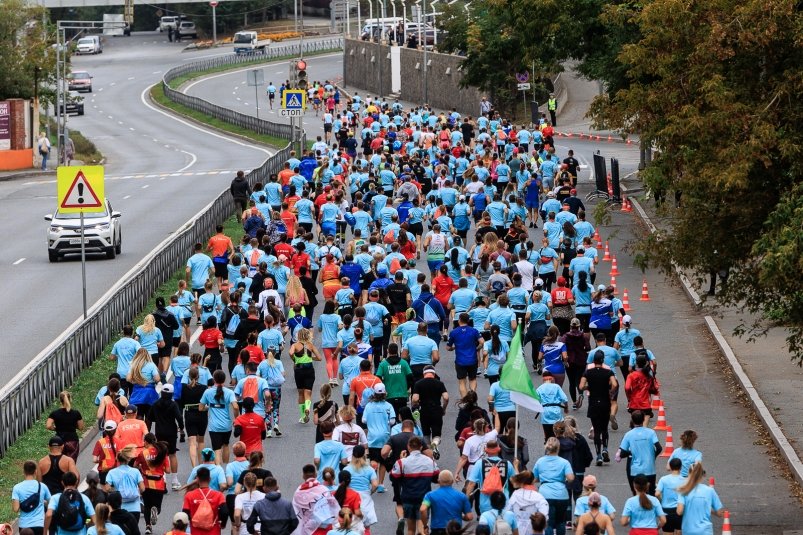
[660,426,674,457]
[594,229,603,249]
[709,477,715,488]
[610,275,617,295]
[625,198,633,212]
[610,257,620,276]
[651,392,661,410]
[722,511,732,535]
[621,197,629,212]
[640,279,651,301]
[622,288,631,311]
[653,402,668,431]
[603,241,612,261]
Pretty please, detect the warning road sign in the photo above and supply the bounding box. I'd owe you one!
[57,166,105,213]
[282,89,306,110]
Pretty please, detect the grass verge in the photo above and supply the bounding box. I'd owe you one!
[43,118,104,164]
[0,217,245,523]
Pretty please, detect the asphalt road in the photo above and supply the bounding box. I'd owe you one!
[0,33,320,383]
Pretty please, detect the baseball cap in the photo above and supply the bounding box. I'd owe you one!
[103,420,118,431]
[534,278,544,287]
[622,314,632,325]
[597,284,607,292]
[582,474,597,487]
[547,191,556,197]
[125,404,137,413]
[570,318,581,327]
[577,246,585,253]
[161,383,174,394]
[377,265,388,275]
[48,436,64,447]
[173,513,190,526]
[373,383,386,395]
[570,188,577,194]
[459,195,466,201]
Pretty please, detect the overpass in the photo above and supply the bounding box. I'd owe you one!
[38,0,249,7]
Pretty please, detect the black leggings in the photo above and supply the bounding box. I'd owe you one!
[525,335,544,368]
[540,272,556,291]
[142,489,165,521]
[566,364,585,403]
[590,413,610,454]
[371,338,386,368]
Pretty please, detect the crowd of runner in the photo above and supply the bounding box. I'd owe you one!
[12,87,725,535]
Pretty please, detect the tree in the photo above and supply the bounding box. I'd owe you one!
[0,0,56,102]
[589,0,803,362]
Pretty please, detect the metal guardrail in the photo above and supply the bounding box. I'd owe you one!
[0,38,344,456]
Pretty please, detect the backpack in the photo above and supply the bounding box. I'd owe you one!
[19,482,41,513]
[263,363,286,387]
[114,469,141,502]
[225,308,242,336]
[191,489,217,531]
[480,459,505,495]
[489,510,513,535]
[201,295,218,314]
[55,489,87,531]
[365,305,383,329]
[240,376,261,403]
[422,298,440,323]
[104,394,123,424]
[389,257,402,274]
[248,250,262,276]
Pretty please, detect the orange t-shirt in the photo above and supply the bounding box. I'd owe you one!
[350,372,381,404]
[117,418,148,454]
[278,169,294,187]
[136,445,170,491]
[208,235,232,258]
[281,210,296,237]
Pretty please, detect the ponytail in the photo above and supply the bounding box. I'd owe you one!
[490,325,501,355]
[213,370,226,403]
[577,271,588,292]
[450,248,460,270]
[60,391,72,412]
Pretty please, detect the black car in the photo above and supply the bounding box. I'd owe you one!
[62,91,85,116]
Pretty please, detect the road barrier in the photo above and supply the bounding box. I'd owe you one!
[162,38,344,140]
[0,39,344,456]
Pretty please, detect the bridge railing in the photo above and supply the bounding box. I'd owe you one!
[0,38,345,456]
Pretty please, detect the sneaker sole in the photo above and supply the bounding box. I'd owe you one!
[602,451,610,463]
[610,415,618,430]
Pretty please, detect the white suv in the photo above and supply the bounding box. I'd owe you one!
[44,198,122,262]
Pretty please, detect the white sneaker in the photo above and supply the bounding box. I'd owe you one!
[266,429,274,438]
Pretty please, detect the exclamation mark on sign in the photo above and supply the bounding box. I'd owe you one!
[77,183,84,204]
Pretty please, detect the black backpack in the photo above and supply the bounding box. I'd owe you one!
[55,489,87,531]
[18,482,41,513]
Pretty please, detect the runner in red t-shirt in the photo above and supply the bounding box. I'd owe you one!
[182,469,227,535]
[233,398,267,454]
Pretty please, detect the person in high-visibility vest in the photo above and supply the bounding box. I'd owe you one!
[548,94,558,127]
[92,421,124,484]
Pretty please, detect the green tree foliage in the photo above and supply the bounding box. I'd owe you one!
[0,0,57,102]
[590,0,803,362]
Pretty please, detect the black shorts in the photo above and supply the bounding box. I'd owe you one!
[299,222,313,233]
[269,93,275,100]
[392,478,403,504]
[193,288,206,297]
[455,363,478,380]
[158,346,171,359]
[324,124,333,132]
[294,365,316,391]
[610,384,620,401]
[628,408,654,418]
[402,502,422,520]
[172,337,181,347]
[408,222,424,236]
[662,507,681,532]
[156,432,178,454]
[184,411,208,437]
[183,317,191,326]
[214,261,228,278]
[368,447,389,469]
[209,430,232,450]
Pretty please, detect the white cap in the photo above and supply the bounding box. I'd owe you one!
[103,420,117,431]
[597,284,607,291]
[373,383,386,395]
[534,278,544,287]
[622,314,632,325]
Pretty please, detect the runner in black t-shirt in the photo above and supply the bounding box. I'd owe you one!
[579,350,618,467]
[386,272,412,324]
[411,366,449,455]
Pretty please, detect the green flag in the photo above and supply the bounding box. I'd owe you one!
[499,327,543,411]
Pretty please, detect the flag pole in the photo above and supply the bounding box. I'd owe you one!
[513,403,519,469]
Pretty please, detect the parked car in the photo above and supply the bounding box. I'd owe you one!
[76,35,102,54]
[67,71,93,93]
[159,16,179,32]
[60,91,85,116]
[175,21,197,40]
[44,198,122,261]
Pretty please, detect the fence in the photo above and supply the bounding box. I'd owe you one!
[0,38,344,456]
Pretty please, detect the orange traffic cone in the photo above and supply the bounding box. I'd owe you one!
[722,511,732,535]
[603,241,612,261]
[622,288,631,311]
[640,279,651,301]
[610,257,620,276]
[653,402,668,431]
[660,426,674,457]
[594,229,603,249]
[709,477,715,488]
[625,198,633,212]
[651,392,661,410]
[621,197,629,212]
[610,275,617,295]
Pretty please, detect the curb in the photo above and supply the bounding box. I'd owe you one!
[627,194,803,488]
[0,170,54,182]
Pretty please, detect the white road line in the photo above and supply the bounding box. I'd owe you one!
[123,195,131,199]
[129,127,135,131]
[274,70,282,74]
[177,150,197,172]
[140,84,273,156]
[170,173,182,176]
[118,121,124,125]
[142,185,149,189]
[152,70,162,74]
[127,77,135,80]
[146,174,157,178]
[12,258,26,265]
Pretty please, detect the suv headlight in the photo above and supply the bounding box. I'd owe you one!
[93,223,110,231]
[50,225,64,232]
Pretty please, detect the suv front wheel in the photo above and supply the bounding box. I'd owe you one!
[48,250,59,263]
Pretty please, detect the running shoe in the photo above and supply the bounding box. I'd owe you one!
[432,437,441,460]
[299,417,306,423]
[610,414,619,431]
[273,426,282,437]
[535,360,543,375]
[596,455,603,467]
[396,518,405,535]
[303,412,310,424]
[377,485,386,494]
[588,426,594,439]
[150,506,158,527]
[171,481,181,491]
[575,393,584,409]
[602,450,610,463]
[266,429,273,438]
[145,527,152,535]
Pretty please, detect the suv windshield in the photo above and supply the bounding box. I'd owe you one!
[55,210,108,220]
[234,34,251,43]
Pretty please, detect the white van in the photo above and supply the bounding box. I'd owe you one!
[76,35,102,55]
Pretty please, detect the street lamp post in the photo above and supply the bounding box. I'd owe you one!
[400,0,406,43]
[430,0,439,48]
[390,0,397,43]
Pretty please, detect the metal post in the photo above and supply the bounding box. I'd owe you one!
[294,0,298,32]
[55,29,61,168]
[357,0,361,39]
[300,0,305,54]
[80,210,87,319]
[431,0,438,48]
[391,0,396,43]
[638,145,646,170]
[255,83,260,118]
[212,4,217,44]
[422,0,428,103]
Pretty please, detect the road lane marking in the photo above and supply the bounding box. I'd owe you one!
[142,185,149,189]
[127,77,135,80]
[13,258,26,265]
[123,195,131,199]
[177,150,197,172]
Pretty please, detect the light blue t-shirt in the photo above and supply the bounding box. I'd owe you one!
[393,321,420,346]
[200,387,237,432]
[622,494,665,528]
[403,335,439,366]
[526,302,550,322]
[614,328,641,356]
[343,464,377,492]
[187,463,227,491]
[338,355,364,396]
[105,465,143,513]
[317,314,342,348]
[88,525,125,535]
[478,510,518,530]
[47,492,96,535]
[486,307,516,342]
[136,326,163,354]
[483,339,508,377]
[111,337,140,377]
[656,473,686,509]
[620,426,660,476]
[363,400,395,447]
[669,448,703,477]
[586,345,621,376]
[574,494,616,517]
[13,479,51,528]
[181,365,212,386]
[448,288,477,314]
[234,375,271,417]
[536,382,567,424]
[295,199,315,223]
[224,459,249,495]
[489,382,515,412]
[315,440,348,481]
[678,485,723,535]
[187,253,214,289]
[532,455,573,500]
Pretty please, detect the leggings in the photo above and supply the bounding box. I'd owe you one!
[323,348,338,379]
[142,488,165,521]
[566,364,586,403]
[371,338,386,368]
[542,423,556,443]
[590,413,610,454]
[525,336,544,369]
[545,499,570,535]
[540,272,556,291]
[268,388,282,428]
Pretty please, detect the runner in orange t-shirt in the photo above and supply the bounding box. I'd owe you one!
[207,226,234,287]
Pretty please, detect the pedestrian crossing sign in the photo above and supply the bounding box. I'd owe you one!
[282,90,306,110]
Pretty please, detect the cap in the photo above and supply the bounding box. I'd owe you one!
[588,491,602,506]
[161,383,174,394]
[408,259,416,267]
[48,436,64,447]
[324,185,332,192]
[173,512,190,526]
[459,195,466,201]
[597,284,607,292]
[570,317,581,327]
[377,265,388,275]
[423,365,437,376]
[547,191,556,197]
[103,420,118,431]
[582,474,597,487]
[373,383,386,395]
[577,246,585,253]
[534,278,544,287]
[125,404,138,413]
[570,188,577,194]
[155,296,166,308]
[557,276,567,286]
[86,471,100,483]
[622,314,632,325]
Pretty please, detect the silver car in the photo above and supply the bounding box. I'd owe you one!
[44,198,122,262]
